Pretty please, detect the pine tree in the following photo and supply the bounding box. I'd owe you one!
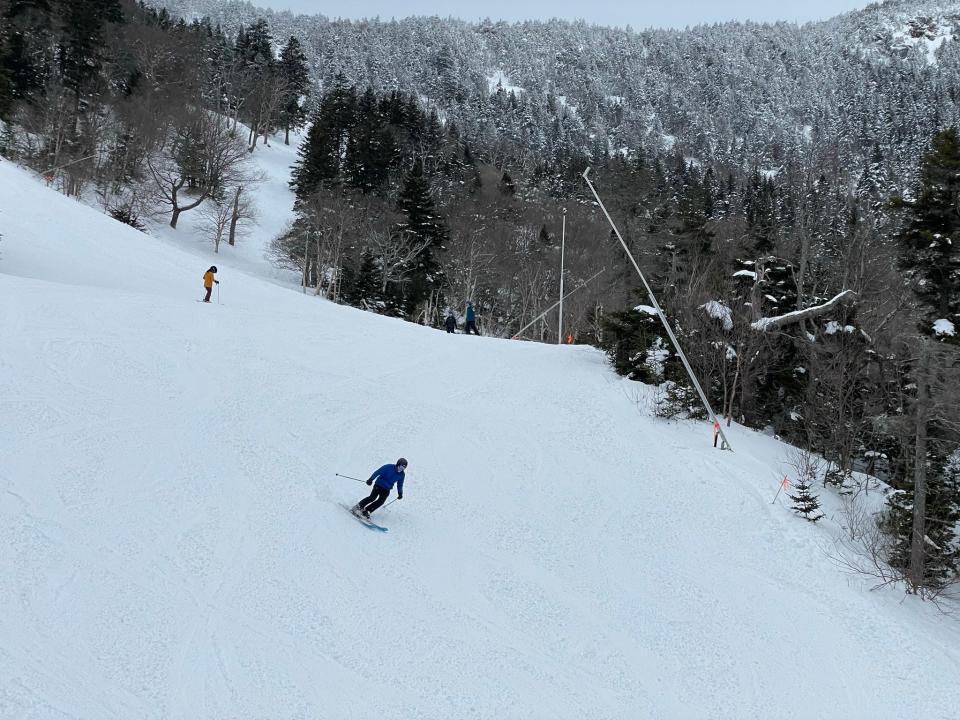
[277,36,309,145]
[744,169,778,254]
[886,127,960,592]
[897,128,960,344]
[431,43,458,104]
[598,298,666,382]
[290,79,356,198]
[884,451,960,589]
[55,0,123,100]
[0,0,53,110]
[855,143,887,202]
[396,159,447,311]
[240,19,274,70]
[397,161,446,246]
[788,475,825,522]
[344,87,394,193]
[0,1,12,117]
[340,250,382,310]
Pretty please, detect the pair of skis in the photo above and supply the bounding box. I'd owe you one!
[344,504,388,532]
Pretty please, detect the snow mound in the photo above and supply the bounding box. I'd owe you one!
[701,300,733,331]
[934,318,956,336]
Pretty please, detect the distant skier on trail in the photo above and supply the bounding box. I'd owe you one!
[465,302,480,335]
[444,313,457,333]
[352,458,407,518]
[202,266,219,302]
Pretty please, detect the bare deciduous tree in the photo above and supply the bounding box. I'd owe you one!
[368,229,431,292]
[199,198,231,253]
[247,73,289,152]
[442,227,495,312]
[227,185,258,247]
[147,111,250,228]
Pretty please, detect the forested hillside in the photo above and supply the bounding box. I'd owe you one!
[149,0,960,186]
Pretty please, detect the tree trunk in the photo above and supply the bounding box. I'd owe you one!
[314,236,323,296]
[228,186,243,246]
[285,124,290,145]
[169,179,184,228]
[909,340,931,591]
[796,229,810,311]
[170,185,208,229]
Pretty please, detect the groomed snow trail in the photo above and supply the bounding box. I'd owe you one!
[1,161,959,719]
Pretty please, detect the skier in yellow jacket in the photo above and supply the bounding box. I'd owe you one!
[202,266,219,302]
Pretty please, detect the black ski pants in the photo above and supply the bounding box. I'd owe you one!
[465,320,480,335]
[358,485,391,513]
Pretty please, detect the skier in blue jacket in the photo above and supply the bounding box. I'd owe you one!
[353,458,407,518]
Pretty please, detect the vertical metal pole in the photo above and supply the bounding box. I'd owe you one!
[581,167,732,451]
[558,209,566,344]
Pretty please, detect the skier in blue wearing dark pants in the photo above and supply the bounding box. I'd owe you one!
[353,458,407,518]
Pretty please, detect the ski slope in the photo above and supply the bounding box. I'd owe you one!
[1,158,959,719]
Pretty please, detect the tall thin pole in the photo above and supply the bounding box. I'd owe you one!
[582,167,732,451]
[558,208,566,344]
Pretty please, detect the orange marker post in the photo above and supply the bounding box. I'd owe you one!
[771,476,790,504]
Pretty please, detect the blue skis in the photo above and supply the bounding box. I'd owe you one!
[343,504,388,532]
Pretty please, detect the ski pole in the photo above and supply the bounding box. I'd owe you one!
[381,498,399,510]
[217,283,221,304]
[336,473,366,483]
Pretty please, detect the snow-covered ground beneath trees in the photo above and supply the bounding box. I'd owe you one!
[2,156,960,719]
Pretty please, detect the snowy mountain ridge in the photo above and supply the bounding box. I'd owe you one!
[867,2,960,64]
[2,146,960,717]
[143,0,960,195]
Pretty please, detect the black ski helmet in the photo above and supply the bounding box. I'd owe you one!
[210,265,218,273]
[396,457,408,469]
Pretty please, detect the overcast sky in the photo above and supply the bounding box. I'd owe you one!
[250,0,871,29]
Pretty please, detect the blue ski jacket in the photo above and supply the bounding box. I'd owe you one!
[370,463,405,493]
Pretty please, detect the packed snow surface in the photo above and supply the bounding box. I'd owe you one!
[2,159,960,719]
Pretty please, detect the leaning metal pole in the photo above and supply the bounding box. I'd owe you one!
[511,267,605,340]
[582,167,732,451]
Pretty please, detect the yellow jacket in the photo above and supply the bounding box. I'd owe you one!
[203,271,215,288]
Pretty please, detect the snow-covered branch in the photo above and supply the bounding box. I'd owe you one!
[751,290,857,332]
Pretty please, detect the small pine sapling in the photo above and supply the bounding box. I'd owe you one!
[787,448,825,522]
[789,471,825,522]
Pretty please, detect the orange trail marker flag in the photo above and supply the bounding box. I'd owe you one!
[772,475,790,504]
